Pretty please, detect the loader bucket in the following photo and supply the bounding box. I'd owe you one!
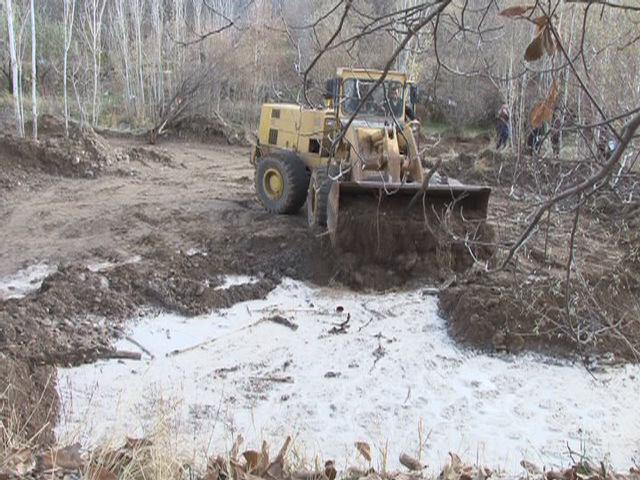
[326,181,491,262]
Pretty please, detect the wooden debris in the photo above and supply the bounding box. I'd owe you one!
[267,315,299,331]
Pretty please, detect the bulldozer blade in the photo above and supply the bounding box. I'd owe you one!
[326,181,491,261]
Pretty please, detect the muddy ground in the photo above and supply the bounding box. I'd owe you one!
[1,117,638,447]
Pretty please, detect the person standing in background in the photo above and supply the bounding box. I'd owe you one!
[496,104,510,150]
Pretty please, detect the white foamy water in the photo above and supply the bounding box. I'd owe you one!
[56,278,640,472]
[0,263,56,300]
[87,255,142,273]
[213,274,260,290]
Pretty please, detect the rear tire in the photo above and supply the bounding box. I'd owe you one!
[307,165,339,228]
[255,153,309,214]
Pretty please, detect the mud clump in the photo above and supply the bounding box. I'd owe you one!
[125,146,175,167]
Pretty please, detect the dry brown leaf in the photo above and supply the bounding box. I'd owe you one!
[530,102,551,128]
[275,436,291,463]
[521,460,542,475]
[125,437,152,450]
[525,31,545,61]
[325,460,337,480]
[449,452,462,469]
[256,441,270,475]
[243,451,261,472]
[355,442,372,462]
[534,15,549,27]
[546,80,559,108]
[205,456,229,480]
[399,453,424,471]
[543,29,556,55]
[37,443,83,472]
[499,5,534,17]
[531,79,559,127]
[264,436,291,480]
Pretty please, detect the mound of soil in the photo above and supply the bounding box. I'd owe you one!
[126,146,174,167]
[0,115,120,179]
[440,253,640,361]
[170,113,251,145]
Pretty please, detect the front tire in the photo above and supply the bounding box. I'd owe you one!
[307,165,339,228]
[255,153,309,214]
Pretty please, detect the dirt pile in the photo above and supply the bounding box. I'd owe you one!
[433,143,640,361]
[170,113,251,145]
[0,115,122,179]
[126,146,175,167]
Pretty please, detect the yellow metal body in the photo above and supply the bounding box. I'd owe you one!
[251,67,492,258]
[252,104,333,170]
[251,68,412,174]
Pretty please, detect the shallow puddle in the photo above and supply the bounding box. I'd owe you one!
[0,263,56,300]
[56,279,640,472]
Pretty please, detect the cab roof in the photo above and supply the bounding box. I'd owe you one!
[336,68,407,84]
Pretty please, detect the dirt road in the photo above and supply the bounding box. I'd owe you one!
[1,139,261,277]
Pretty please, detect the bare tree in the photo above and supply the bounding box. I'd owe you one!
[131,0,146,120]
[63,0,76,137]
[30,0,37,139]
[111,0,134,116]
[80,0,107,126]
[5,0,24,137]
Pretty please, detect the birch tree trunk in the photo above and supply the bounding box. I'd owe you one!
[113,0,134,116]
[5,0,24,137]
[30,0,37,140]
[63,0,77,138]
[131,0,146,120]
[83,0,107,126]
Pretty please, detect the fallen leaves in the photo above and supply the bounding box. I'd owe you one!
[7,434,640,480]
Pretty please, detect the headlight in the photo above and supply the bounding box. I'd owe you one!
[326,119,336,130]
[410,121,421,134]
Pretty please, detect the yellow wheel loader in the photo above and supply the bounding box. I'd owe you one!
[250,68,491,260]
